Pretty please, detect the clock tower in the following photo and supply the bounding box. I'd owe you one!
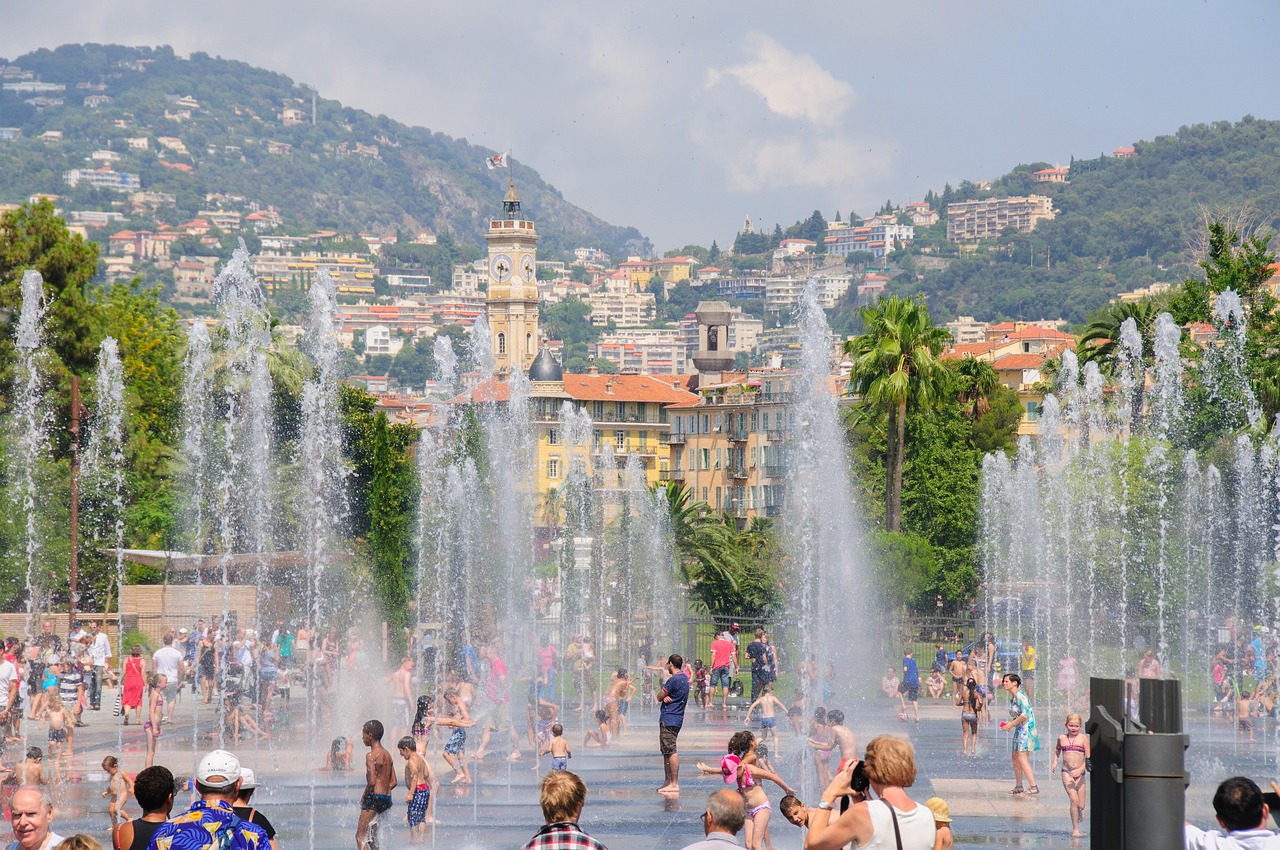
[485,183,539,374]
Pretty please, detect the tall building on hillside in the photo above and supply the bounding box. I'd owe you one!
[486,184,540,373]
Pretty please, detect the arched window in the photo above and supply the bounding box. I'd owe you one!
[497,332,506,355]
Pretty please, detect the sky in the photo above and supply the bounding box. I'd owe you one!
[3,1,1278,252]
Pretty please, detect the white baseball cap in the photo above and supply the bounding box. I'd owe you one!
[178,628,189,635]
[238,767,258,790]
[196,750,241,788]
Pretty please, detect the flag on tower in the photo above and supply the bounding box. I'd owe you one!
[485,152,509,170]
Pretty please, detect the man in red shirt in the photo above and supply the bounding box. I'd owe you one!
[708,632,736,711]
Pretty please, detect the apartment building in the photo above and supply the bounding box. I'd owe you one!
[666,372,794,523]
[594,328,688,375]
[63,168,141,192]
[825,215,914,258]
[585,290,656,327]
[946,195,1054,242]
[253,251,377,295]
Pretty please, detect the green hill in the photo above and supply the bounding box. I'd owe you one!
[0,43,647,257]
[891,116,1280,325]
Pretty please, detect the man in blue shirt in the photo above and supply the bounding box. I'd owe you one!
[656,654,689,795]
[148,749,271,850]
[901,650,921,722]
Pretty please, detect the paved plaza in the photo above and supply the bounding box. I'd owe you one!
[21,686,1280,849]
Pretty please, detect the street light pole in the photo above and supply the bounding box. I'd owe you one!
[69,375,80,634]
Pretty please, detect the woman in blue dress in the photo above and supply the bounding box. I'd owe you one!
[999,672,1039,796]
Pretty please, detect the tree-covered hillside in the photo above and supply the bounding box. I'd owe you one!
[0,44,647,256]
[891,116,1280,325]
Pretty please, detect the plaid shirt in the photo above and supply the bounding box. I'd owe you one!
[521,821,610,850]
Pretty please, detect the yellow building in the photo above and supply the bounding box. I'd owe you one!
[654,255,699,284]
[665,372,793,522]
[453,362,699,522]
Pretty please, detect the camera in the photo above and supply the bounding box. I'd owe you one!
[851,761,870,793]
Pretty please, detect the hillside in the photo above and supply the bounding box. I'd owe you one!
[0,44,646,256]
[890,116,1280,326]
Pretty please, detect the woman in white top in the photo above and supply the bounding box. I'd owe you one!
[804,735,936,850]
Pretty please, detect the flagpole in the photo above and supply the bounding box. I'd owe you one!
[507,146,515,195]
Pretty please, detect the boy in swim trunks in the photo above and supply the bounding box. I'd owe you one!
[357,719,397,850]
[539,723,571,772]
[744,683,785,755]
[37,686,70,768]
[438,688,473,785]
[397,735,436,841]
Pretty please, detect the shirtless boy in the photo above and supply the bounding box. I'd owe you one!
[744,683,786,754]
[948,652,968,700]
[438,688,474,785]
[38,687,71,768]
[389,657,414,742]
[356,719,397,850]
[538,723,571,772]
[397,735,436,842]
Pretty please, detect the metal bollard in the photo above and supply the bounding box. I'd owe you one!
[1122,731,1190,850]
[1087,676,1189,850]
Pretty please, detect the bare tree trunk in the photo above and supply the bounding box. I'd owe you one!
[889,399,907,532]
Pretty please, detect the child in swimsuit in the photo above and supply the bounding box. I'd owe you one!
[721,731,797,850]
[1051,712,1090,838]
[539,723,571,772]
[410,696,433,756]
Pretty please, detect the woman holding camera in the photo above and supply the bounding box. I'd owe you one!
[803,735,935,849]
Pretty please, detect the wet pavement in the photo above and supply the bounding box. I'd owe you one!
[20,688,1280,849]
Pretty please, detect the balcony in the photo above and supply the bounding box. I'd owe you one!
[727,426,749,442]
[765,504,782,517]
[764,464,786,479]
[660,469,685,482]
[727,465,748,480]
[666,432,687,445]
[765,429,785,442]
[728,501,748,519]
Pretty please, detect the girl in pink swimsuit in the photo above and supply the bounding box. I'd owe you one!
[721,730,797,850]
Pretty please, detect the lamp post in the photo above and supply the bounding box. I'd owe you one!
[68,375,82,634]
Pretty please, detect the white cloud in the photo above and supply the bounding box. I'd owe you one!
[722,137,891,193]
[725,33,854,128]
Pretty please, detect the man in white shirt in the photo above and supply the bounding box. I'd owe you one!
[87,622,112,711]
[151,634,186,723]
[0,652,17,714]
[7,786,63,850]
[1186,777,1280,849]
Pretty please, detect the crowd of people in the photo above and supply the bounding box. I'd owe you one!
[8,614,1280,850]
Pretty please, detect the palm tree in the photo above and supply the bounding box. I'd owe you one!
[1077,299,1165,367]
[844,296,951,533]
[659,481,738,592]
[951,356,999,419]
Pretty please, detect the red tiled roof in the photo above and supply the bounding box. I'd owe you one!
[992,353,1049,370]
[562,374,697,404]
[941,342,1003,361]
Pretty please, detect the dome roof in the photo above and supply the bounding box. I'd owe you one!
[528,348,563,383]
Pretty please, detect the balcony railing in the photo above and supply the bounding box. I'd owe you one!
[667,432,687,445]
[766,429,786,442]
[660,469,685,482]
[727,465,748,480]
[765,504,782,517]
[727,427,749,442]
[764,464,786,479]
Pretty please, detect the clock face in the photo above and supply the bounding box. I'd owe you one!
[491,253,513,283]
[521,255,535,282]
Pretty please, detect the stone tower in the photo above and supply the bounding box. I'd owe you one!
[485,184,540,374]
